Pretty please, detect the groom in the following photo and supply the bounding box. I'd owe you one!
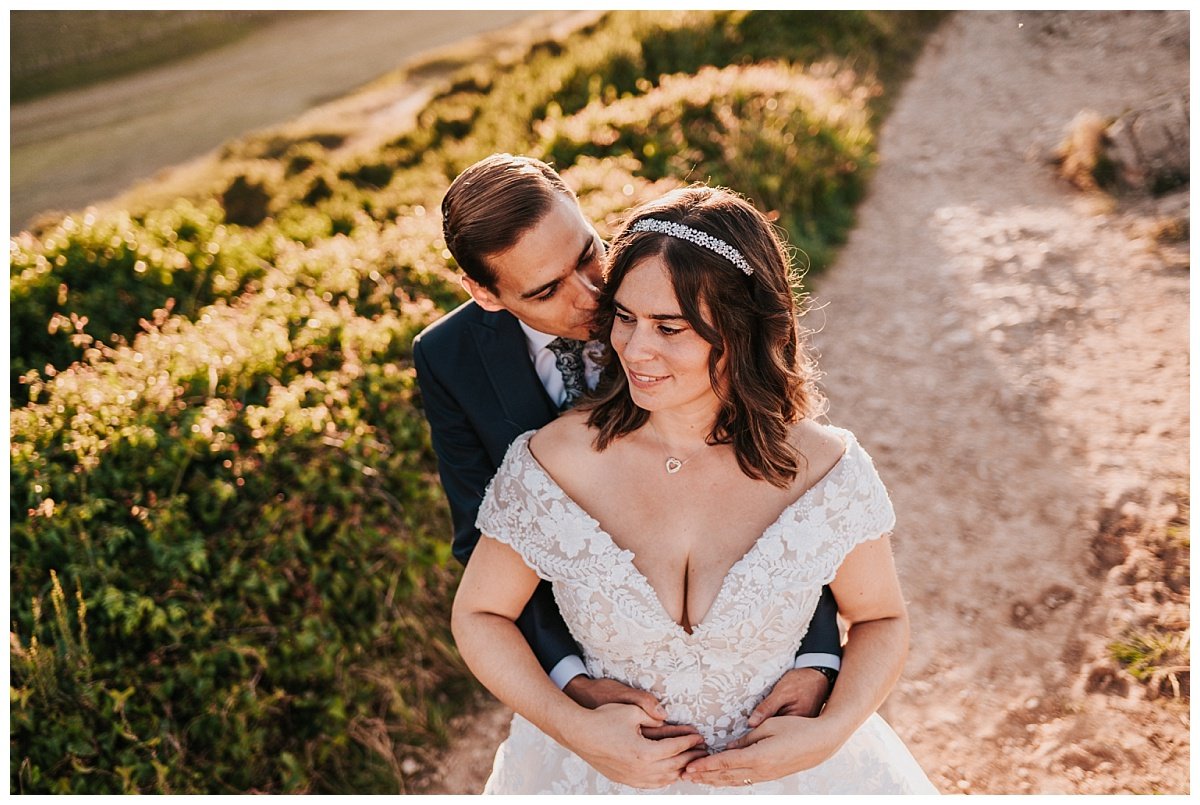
[413,154,844,782]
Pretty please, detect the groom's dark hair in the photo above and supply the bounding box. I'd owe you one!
[441,154,576,291]
[583,184,825,489]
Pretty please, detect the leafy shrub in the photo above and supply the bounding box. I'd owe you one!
[560,154,685,236]
[339,162,395,191]
[396,10,941,179]
[223,131,347,163]
[10,201,272,398]
[539,62,878,269]
[11,235,465,791]
[221,176,272,227]
[284,142,325,177]
[302,175,335,206]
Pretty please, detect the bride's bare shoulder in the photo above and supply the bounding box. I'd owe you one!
[528,410,596,474]
[791,419,848,484]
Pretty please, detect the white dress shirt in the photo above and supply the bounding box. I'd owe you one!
[519,321,602,408]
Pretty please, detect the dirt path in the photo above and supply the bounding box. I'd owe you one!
[415,11,1190,795]
[9,10,537,232]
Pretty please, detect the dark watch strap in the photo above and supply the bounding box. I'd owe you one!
[810,666,838,684]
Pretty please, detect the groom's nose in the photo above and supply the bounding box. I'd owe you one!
[569,269,600,309]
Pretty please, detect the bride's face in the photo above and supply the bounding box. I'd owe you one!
[610,255,722,415]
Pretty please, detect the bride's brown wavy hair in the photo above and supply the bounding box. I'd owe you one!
[582,185,825,488]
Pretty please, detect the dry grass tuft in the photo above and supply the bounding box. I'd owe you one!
[1054,110,1113,191]
[1109,628,1190,700]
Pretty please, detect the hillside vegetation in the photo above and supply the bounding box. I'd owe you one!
[10,10,944,794]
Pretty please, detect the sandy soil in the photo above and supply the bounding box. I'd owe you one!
[9,10,539,232]
[412,11,1190,795]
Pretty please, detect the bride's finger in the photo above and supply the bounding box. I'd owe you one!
[603,701,663,728]
[666,747,711,772]
[647,731,706,760]
[683,744,750,774]
[682,764,757,787]
[724,724,774,751]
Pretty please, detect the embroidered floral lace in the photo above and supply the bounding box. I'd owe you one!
[474,427,937,794]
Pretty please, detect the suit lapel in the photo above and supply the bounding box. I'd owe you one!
[471,310,558,431]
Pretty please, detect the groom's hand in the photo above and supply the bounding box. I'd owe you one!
[563,675,702,740]
[746,667,831,726]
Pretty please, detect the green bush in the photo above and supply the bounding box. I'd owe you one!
[560,154,686,236]
[11,236,466,792]
[9,200,272,399]
[538,62,878,270]
[395,10,940,178]
[221,176,273,227]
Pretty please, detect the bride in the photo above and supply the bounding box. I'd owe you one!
[451,185,937,794]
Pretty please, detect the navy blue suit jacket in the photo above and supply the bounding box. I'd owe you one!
[413,300,842,675]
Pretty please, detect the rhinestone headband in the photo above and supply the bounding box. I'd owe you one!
[630,218,754,276]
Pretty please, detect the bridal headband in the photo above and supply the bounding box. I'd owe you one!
[630,218,754,276]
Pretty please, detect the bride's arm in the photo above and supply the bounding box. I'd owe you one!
[452,535,708,788]
[811,533,909,736]
[452,535,585,740]
[682,534,908,786]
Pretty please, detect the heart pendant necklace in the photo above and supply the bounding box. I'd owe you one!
[648,420,707,475]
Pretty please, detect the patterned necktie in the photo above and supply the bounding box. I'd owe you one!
[546,337,587,410]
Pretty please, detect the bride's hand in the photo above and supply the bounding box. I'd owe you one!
[568,702,708,790]
[680,715,841,787]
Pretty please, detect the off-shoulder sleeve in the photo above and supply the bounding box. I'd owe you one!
[832,434,896,549]
[785,429,897,587]
[475,431,602,583]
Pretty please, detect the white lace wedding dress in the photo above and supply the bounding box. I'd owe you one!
[475,427,937,794]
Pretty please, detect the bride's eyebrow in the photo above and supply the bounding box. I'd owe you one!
[613,299,686,321]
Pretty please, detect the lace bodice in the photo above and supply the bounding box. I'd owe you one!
[477,425,896,752]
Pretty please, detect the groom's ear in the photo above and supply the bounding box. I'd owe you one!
[461,274,506,312]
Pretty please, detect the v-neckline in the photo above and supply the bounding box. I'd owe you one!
[519,429,853,637]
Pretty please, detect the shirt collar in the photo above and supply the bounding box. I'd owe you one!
[518,319,559,353]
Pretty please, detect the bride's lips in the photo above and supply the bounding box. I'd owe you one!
[627,369,669,390]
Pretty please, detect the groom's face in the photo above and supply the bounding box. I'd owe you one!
[463,193,603,341]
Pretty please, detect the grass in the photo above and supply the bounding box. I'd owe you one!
[10,10,293,103]
[1164,494,1189,549]
[1109,628,1190,697]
